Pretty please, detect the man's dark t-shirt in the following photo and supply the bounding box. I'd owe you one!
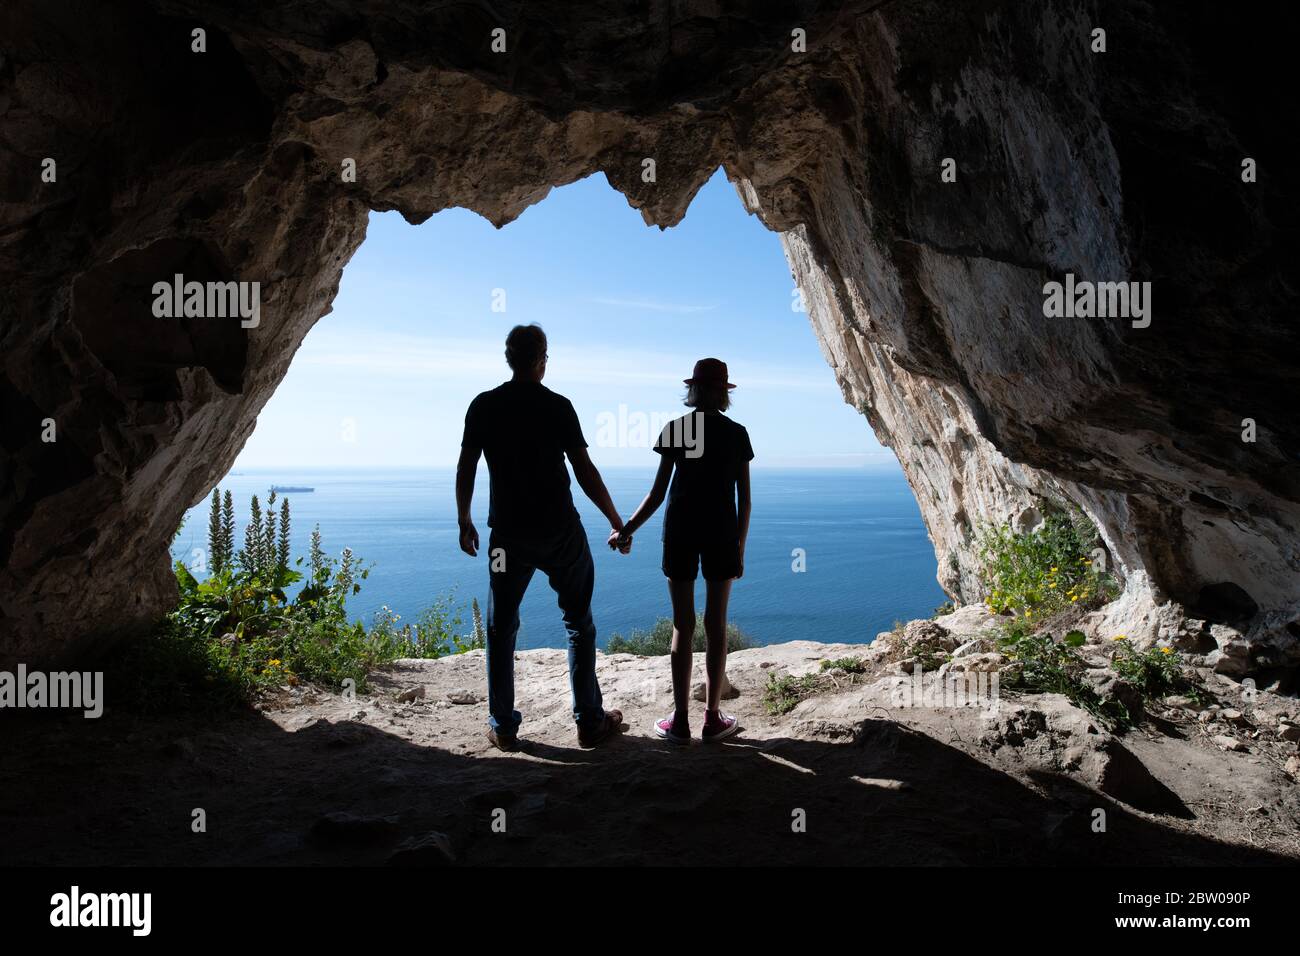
[653,411,754,540]
[462,381,586,538]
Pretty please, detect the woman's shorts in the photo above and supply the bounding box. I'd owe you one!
[662,533,741,582]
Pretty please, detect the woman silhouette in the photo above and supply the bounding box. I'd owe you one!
[611,358,753,743]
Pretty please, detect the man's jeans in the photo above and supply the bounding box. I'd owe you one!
[485,519,605,735]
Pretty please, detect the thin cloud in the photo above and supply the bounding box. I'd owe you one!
[586,296,719,314]
[293,331,839,393]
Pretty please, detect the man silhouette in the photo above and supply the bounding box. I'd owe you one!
[456,324,626,751]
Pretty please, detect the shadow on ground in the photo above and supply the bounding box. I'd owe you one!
[0,708,1291,866]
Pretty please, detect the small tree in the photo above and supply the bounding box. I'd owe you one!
[309,524,324,579]
[242,494,263,572]
[221,490,235,565]
[207,488,225,571]
[472,598,486,648]
[278,498,291,570]
[263,490,278,575]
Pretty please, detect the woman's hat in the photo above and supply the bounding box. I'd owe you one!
[684,357,736,389]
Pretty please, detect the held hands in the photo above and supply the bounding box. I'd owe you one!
[607,527,633,554]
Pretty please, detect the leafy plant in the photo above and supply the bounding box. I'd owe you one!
[369,595,484,659]
[149,487,482,706]
[761,672,821,715]
[606,618,751,656]
[994,623,1129,727]
[1110,638,1205,703]
[820,656,867,674]
[976,509,1117,619]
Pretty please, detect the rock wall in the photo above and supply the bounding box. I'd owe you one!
[1,1,1296,670]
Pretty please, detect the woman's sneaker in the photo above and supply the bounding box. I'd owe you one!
[701,711,740,742]
[654,715,691,745]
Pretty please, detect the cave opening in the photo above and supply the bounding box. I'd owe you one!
[167,168,948,651]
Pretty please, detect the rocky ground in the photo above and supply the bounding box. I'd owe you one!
[3,607,1298,866]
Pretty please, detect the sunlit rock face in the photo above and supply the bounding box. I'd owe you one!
[1,1,1295,670]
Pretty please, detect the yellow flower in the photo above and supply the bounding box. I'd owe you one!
[1050,567,1058,573]
[269,658,282,666]
[1160,647,1173,655]
[1112,634,1127,641]
[1070,596,1078,602]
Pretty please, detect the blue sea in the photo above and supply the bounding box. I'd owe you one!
[171,468,946,649]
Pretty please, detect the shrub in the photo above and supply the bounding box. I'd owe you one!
[976,509,1117,619]
[605,617,751,656]
[131,487,483,708]
[369,595,484,660]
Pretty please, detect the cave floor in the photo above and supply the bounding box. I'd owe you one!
[3,643,1298,866]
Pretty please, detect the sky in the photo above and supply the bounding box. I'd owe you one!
[232,167,899,470]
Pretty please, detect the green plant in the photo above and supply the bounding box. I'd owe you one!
[606,618,751,656]
[761,672,821,715]
[820,656,867,674]
[994,623,1126,727]
[1110,638,1205,703]
[931,601,956,619]
[472,598,486,647]
[976,509,1116,619]
[369,595,483,659]
[156,488,478,704]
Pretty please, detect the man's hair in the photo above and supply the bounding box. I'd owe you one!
[684,382,730,412]
[505,324,547,372]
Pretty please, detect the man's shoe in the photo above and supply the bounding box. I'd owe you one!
[487,728,521,752]
[577,709,624,748]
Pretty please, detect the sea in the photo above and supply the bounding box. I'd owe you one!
[170,467,947,650]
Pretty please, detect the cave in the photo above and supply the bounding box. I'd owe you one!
[2,0,1298,682]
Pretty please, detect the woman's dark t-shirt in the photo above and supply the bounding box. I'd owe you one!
[653,411,753,540]
[461,381,585,537]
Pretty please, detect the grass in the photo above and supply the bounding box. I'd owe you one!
[605,618,751,656]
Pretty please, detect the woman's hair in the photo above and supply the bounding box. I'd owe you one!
[684,382,731,412]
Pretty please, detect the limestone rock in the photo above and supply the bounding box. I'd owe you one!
[1,2,1296,673]
[692,674,740,702]
[981,696,1184,814]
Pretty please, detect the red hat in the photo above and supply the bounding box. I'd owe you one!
[684,357,736,389]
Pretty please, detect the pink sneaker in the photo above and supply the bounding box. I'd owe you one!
[702,711,739,742]
[654,715,691,745]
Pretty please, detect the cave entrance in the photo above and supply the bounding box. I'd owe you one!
[169,169,947,650]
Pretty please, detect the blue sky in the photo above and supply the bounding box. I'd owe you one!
[233,168,897,470]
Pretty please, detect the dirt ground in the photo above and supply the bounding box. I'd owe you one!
[3,641,1298,866]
